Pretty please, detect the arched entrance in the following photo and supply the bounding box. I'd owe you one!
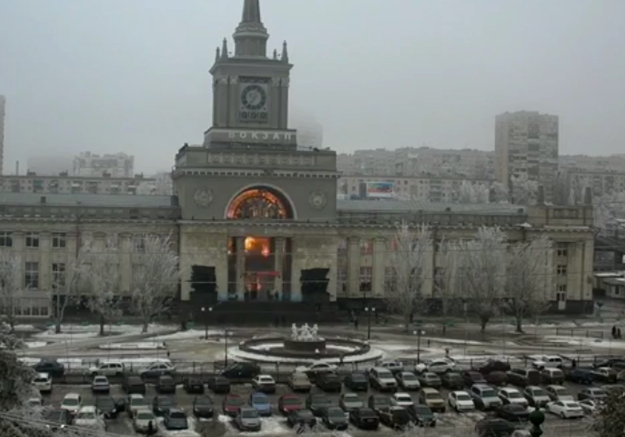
[225,186,294,302]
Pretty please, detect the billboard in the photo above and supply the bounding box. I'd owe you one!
[366,182,395,199]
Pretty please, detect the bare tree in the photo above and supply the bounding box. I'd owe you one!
[386,222,431,332]
[510,173,539,205]
[490,182,510,203]
[505,234,552,333]
[50,243,89,334]
[457,226,507,332]
[83,238,123,336]
[456,180,490,204]
[434,240,461,321]
[130,234,180,333]
[0,252,23,333]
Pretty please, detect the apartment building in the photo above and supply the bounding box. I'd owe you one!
[567,170,625,200]
[73,152,134,178]
[560,154,625,173]
[0,173,155,195]
[495,111,559,202]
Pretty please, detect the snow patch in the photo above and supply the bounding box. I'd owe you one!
[32,323,171,342]
[156,417,200,437]
[542,335,625,350]
[18,356,172,370]
[227,346,383,364]
[24,342,47,349]
[151,329,226,341]
[98,342,165,350]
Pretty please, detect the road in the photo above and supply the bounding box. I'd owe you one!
[41,381,596,437]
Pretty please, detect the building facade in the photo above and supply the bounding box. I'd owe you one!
[0,173,155,195]
[0,95,5,175]
[0,1,595,321]
[495,111,559,202]
[73,152,134,178]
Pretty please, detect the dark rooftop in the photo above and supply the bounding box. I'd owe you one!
[0,193,175,208]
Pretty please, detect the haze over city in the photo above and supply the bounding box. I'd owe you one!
[1,0,625,174]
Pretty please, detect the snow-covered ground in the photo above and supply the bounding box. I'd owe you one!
[24,341,48,349]
[151,329,227,341]
[31,323,172,342]
[157,417,200,437]
[227,345,383,364]
[543,335,625,350]
[18,356,172,371]
[98,342,165,350]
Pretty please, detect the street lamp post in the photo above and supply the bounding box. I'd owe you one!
[415,320,423,363]
[462,299,469,355]
[224,326,229,367]
[201,307,213,340]
[364,307,375,340]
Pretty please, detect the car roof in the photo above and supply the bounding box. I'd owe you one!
[78,406,96,412]
[252,392,268,397]
[452,390,469,395]
[130,394,145,399]
[64,393,81,399]
[421,387,438,393]
[239,406,256,411]
[258,374,273,378]
[36,372,50,378]
[472,384,492,390]
[371,367,392,372]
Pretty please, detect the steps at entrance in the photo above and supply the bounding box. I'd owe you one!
[192,301,341,325]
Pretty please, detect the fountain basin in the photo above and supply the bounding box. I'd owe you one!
[283,338,326,353]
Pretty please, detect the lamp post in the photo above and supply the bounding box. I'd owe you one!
[462,299,469,355]
[201,306,213,340]
[364,307,375,340]
[224,326,229,367]
[415,320,423,363]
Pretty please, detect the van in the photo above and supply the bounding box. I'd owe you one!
[469,384,503,410]
[368,367,398,392]
[419,388,445,413]
[33,373,52,393]
[122,376,146,395]
[506,368,540,387]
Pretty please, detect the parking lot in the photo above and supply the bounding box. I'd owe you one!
[41,378,598,437]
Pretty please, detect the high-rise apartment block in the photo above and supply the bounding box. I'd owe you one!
[495,111,559,202]
[0,95,5,175]
[73,151,134,177]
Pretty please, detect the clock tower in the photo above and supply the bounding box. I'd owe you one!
[206,0,295,148]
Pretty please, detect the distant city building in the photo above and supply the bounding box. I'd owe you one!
[27,155,74,176]
[495,111,559,202]
[0,173,154,195]
[73,151,134,177]
[560,154,625,173]
[566,170,625,201]
[0,95,5,175]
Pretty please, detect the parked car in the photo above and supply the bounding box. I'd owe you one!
[91,375,110,394]
[594,358,625,370]
[416,358,456,375]
[95,396,123,419]
[478,360,511,375]
[506,368,541,388]
[316,373,342,392]
[152,395,177,416]
[349,408,379,430]
[132,408,157,433]
[122,376,146,395]
[379,406,411,430]
[368,394,392,413]
[183,377,204,394]
[192,396,213,418]
[321,406,349,430]
[369,367,398,391]
[378,360,404,375]
[469,384,503,410]
[156,375,176,394]
[287,372,312,392]
[207,376,231,393]
[498,388,528,407]
[593,367,618,384]
[418,388,446,413]
[448,390,475,412]
[163,408,188,431]
[339,393,363,412]
[577,387,607,402]
[344,372,369,391]
[391,392,414,408]
[222,394,245,417]
[127,394,148,418]
[278,394,304,415]
[564,367,595,384]
[249,392,272,416]
[43,410,70,432]
[396,371,421,391]
[541,368,565,385]
[252,375,276,393]
[287,409,317,430]
[220,362,261,380]
[475,418,518,437]
[418,372,442,389]
[407,404,436,427]
[60,393,82,417]
[306,393,332,416]
[462,370,487,387]
[523,386,551,408]
[139,362,176,379]
[531,355,563,369]
[546,401,585,419]
[295,361,337,381]
[441,372,464,390]
[33,360,65,377]
[74,406,105,431]
[33,373,53,393]
[495,404,530,422]
[485,371,508,387]
[578,399,599,415]
[235,406,261,432]
[88,361,124,377]
[545,384,575,402]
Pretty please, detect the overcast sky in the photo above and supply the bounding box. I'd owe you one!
[1,0,624,174]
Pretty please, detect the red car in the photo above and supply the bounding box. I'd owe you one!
[278,394,304,415]
[222,394,245,417]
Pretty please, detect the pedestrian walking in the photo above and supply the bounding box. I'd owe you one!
[618,328,622,339]
[166,350,171,359]
[612,325,617,338]
[354,318,359,330]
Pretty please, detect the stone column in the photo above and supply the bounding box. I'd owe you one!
[39,232,52,292]
[372,238,386,297]
[236,237,246,300]
[290,238,302,302]
[274,237,285,298]
[347,237,360,296]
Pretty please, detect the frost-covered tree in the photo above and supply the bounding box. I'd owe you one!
[386,222,431,331]
[595,388,625,437]
[50,243,90,334]
[434,240,461,319]
[490,182,510,203]
[594,192,625,229]
[505,234,552,333]
[130,234,180,333]
[457,227,507,331]
[82,239,123,336]
[456,180,490,204]
[0,252,23,333]
[510,174,539,205]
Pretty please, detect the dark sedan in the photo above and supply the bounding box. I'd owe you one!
[407,404,436,427]
[193,396,214,418]
[495,404,530,422]
[478,360,511,375]
[316,373,342,392]
[95,396,122,419]
[462,370,487,386]
[152,395,177,416]
[183,377,204,394]
[441,372,464,390]
[379,406,411,430]
[287,409,317,430]
[156,375,176,394]
[33,360,65,377]
[306,394,332,416]
[207,376,231,394]
[321,407,349,430]
[349,408,379,430]
[344,372,369,391]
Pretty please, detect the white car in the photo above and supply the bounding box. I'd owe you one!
[91,375,110,393]
[295,361,337,374]
[32,372,52,393]
[498,388,528,408]
[396,371,421,390]
[545,384,574,402]
[252,375,276,392]
[391,392,414,407]
[60,393,82,416]
[378,360,404,374]
[546,401,585,419]
[531,355,563,369]
[74,406,106,430]
[578,399,598,415]
[27,397,43,408]
[448,391,475,412]
[88,361,125,376]
[416,358,456,375]
[127,394,148,418]
[133,408,157,433]
[139,361,176,378]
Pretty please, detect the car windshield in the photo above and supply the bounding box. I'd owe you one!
[374,397,391,405]
[137,411,154,420]
[299,410,314,419]
[532,389,547,397]
[96,398,114,408]
[195,397,212,406]
[402,374,417,381]
[293,374,308,381]
[352,374,367,381]
[260,377,273,383]
[241,409,259,419]
[47,411,65,421]
[282,397,302,405]
[392,409,410,420]
[132,398,147,407]
[63,399,79,406]
[344,394,359,402]
[426,374,439,380]
[508,392,522,399]
[397,395,411,401]
[592,390,606,397]
[228,397,245,406]
[482,389,497,397]
[170,412,186,419]
[457,394,471,401]
[253,396,268,404]
[425,393,441,400]
[76,412,95,420]
[327,408,344,418]
[414,405,432,416]
[564,402,579,408]
[509,404,525,412]
[378,371,393,379]
[360,409,377,418]
[554,387,566,394]
[34,377,48,383]
[158,397,175,406]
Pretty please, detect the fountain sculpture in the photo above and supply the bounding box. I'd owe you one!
[285,323,326,352]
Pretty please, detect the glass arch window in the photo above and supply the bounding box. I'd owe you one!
[227,188,292,220]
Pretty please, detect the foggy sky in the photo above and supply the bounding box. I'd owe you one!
[1,0,624,174]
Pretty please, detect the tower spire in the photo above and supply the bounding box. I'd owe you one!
[241,0,261,23]
[281,41,289,63]
[233,0,269,57]
[221,38,229,59]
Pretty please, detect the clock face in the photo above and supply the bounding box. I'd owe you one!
[241,85,267,111]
